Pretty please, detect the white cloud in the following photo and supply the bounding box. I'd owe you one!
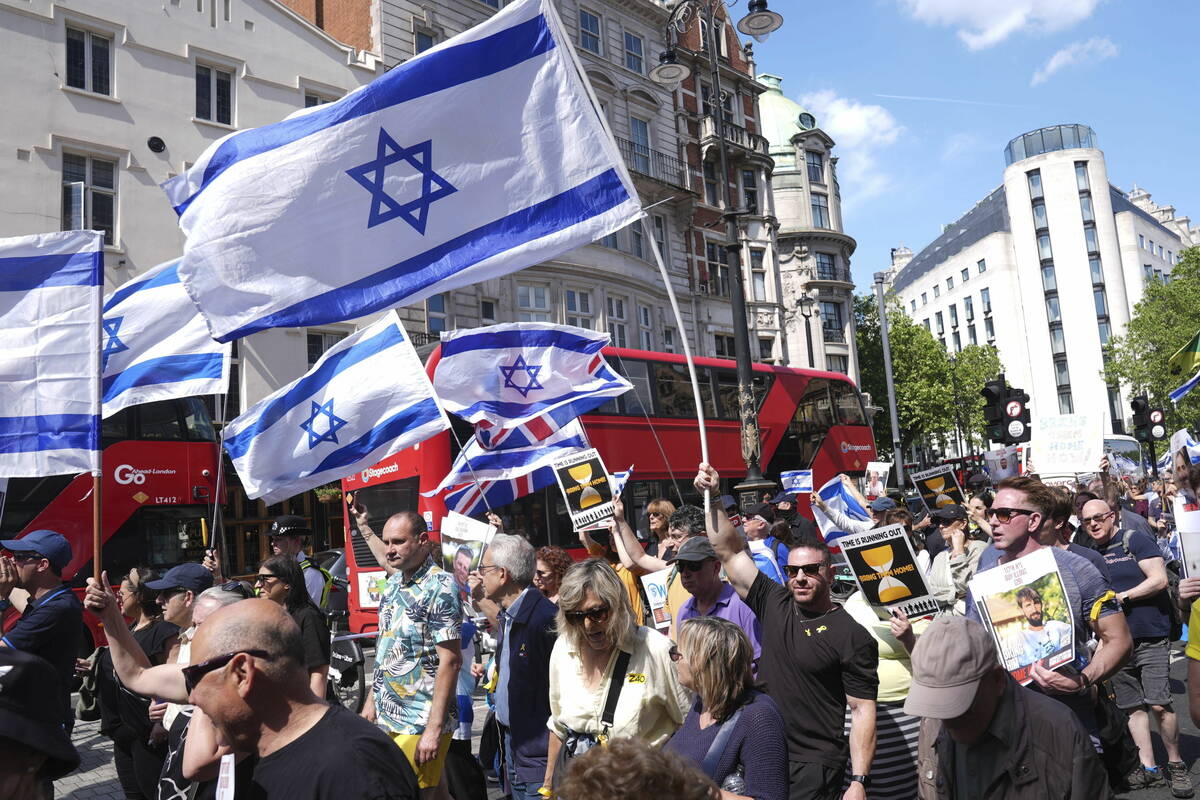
[1030,36,1118,85]
[897,0,1101,50]
[798,90,904,205]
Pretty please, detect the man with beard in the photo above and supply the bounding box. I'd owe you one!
[1010,586,1073,664]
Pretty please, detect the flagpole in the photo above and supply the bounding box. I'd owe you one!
[210,392,229,573]
[92,242,103,584]
[445,424,493,514]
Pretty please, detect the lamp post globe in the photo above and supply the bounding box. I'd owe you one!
[736,0,784,43]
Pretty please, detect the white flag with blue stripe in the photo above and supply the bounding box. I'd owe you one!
[163,0,641,343]
[222,311,449,504]
[0,231,102,478]
[427,419,588,497]
[434,323,630,434]
[812,476,871,548]
[102,260,230,417]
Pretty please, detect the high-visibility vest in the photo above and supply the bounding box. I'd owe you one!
[299,556,333,608]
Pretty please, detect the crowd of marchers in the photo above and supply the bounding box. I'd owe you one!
[2,456,1200,800]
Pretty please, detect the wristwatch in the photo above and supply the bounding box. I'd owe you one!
[849,774,870,787]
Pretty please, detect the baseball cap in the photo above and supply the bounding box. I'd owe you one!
[666,537,717,563]
[719,494,738,511]
[744,502,775,522]
[0,648,81,779]
[869,497,897,512]
[145,562,214,593]
[903,615,999,719]
[770,491,796,504]
[0,530,72,572]
[270,514,311,538]
[931,504,967,521]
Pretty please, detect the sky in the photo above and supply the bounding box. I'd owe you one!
[750,0,1200,290]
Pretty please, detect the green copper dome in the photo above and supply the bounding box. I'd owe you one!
[757,74,814,161]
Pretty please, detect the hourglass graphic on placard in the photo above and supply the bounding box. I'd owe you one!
[568,463,603,509]
[861,544,912,603]
[923,477,955,508]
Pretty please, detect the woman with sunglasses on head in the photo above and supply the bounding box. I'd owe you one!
[645,498,677,557]
[255,555,331,699]
[665,617,787,800]
[542,558,690,797]
[533,546,573,604]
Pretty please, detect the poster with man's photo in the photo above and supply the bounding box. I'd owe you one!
[910,464,965,513]
[838,524,938,620]
[1173,497,1200,578]
[441,510,497,599]
[967,547,1074,685]
[1170,429,1200,511]
[864,462,892,499]
[983,446,1020,481]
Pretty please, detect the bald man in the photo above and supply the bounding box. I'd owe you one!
[186,599,419,799]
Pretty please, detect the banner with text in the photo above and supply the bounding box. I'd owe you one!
[552,447,615,529]
[1031,414,1102,476]
[839,523,937,620]
[911,464,964,513]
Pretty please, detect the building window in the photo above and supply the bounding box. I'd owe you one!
[1049,324,1066,356]
[627,222,645,259]
[1075,161,1090,191]
[815,252,836,280]
[1093,288,1107,317]
[61,152,115,245]
[607,296,628,347]
[652,215,668,258]
[949,305,958,327]
[66,27,111,96]
[922,319,931,332]
[985,317,995,341]
[1139,233,1146,249]
[1083,224,1098,253]
[1032,200,1048,229]
[981,288,991,314]
[599,226,619,249]
[1041,264,1056,292]
[480,298,497,324]
[1037,233,1053,261]
[304,92,334,108]
[714,333,735,357]
[750,249,766,301]
[1027,169,1043,200]
[921,292,927,306]
[517,284,550,321]
[703,161,720,206]
[705,241,730,297]
[565,289,592,329]
[742,169,758,214]
[579,10,602,54]
[933,285,940,298]
[806,151,823,183]
[629,116,651,174]
[1079,194,1094,223]
[1058,391,1073,414]
[701,82,735,122]
[306,331,346,367]
[1054,358,1071,387]
[968,324,977,345]
[935,311,944,335]
[911,299,917,312]
[961,267,969,283]
[1157,245,1164,258]
[426,293,449,334]
[819,301,844,341]
[1098,319,1111,345]
[623,31,643,73]
[827,354,848,374]
[638,305,653,350]
[1045,295,1061,323]
[952,331,961,352]
[978,259,987,273]
[964,296,974,321]
[662,327,676,353]
[415,31,436,53]
[1089,257,1104,285]
[811,194,830,228]
[947,276,954,290]
[196,63,233,124]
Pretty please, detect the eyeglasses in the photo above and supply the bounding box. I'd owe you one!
[1081,511,1116,526]
[648,512,666,518]
[534,569,552,579]
[221,581,255,599]
[985,507,1036,523]
[477,565,502,575]
[668,646,683,663]
[253,574,281,586]
[182,650,272,694]
[783,563,824,579]
[158,588,187,601]
[564,605,610,626]
[6,552,43,563]
[677,560,712,574]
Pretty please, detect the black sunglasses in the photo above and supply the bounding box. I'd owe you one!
[564,605,610,625]
[783,563,824,579]
[6,551,44,563]
[221,581,255,599]
[677,560,713,574]
[985,507,1035,523]
[182,650,272,694]
[253,573,283,586]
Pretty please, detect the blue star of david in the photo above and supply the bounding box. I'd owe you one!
[498,355,543,398]
[101,316,129,370]
[345,128,457,233]
[300,399,348,449]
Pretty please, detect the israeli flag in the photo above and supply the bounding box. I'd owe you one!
[0,231,102,478]
[102,260,230,417]
[611,465,633,497]
[164,0,642,343]
[812,476,871,548]
[435,323,630,435]
[222,311,449,504]
[1170,369,1200,404]
[780,470,813,493]
[427,419,588,497]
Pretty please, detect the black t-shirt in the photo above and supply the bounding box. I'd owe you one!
[291,604,331,672]
[251,705,419,799]
[98,619,180,740]
[2,586,82,726]
[744,572,878,768]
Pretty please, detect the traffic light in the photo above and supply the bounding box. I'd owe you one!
[1004,386,1032,444]
[981,377,1007,444]
[1131,395,1150,442]
[1149,408,1167,441]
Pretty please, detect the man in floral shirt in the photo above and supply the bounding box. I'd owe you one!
[362,511,463,800]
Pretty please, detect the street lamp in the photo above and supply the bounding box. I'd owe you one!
[797,292,816,369]
[650,0,783,506]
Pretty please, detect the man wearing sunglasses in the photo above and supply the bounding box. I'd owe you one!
[670,537,762,669]
[965,478,1132,751]
[695,463,878,800]
[0,530,82,736]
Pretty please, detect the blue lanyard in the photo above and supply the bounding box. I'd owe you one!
[32,587,71,609]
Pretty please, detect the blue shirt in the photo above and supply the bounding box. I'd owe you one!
[1099,530,1172,640]
[2,585,82,726]
[677,583,763,667]
[496,585,533,728]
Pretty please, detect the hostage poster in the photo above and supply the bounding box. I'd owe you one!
[839,524,938,620]
[864,462,892,499]
[983,446,1020,481]
[910,464,965,513]
[552,448,615,529]
[968,547,1074,685]
[441,510,496,599]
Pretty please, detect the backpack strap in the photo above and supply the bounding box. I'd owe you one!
[701,703,746,777]
[598,649,632,744]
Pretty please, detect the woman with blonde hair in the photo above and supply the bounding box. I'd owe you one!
[665,617,788,800]
[543,558,689,795]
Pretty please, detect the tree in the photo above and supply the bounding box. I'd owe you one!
[855,294,1004,463]
[1104,247,1200,430]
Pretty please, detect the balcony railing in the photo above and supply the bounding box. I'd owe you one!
[814,264,853,283]
[614,137,688,189]
[408,331,440,346]
[700,116,769,156]
[822,327,846,344]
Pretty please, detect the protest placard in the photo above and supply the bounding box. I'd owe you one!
[1030,414,1102,476]
[864,462,892,499]
[910,464,964,512]
[440,510,496,598]
[552,448,615,529]
[1174,497,1200,578]
[1170,429,1200,510]
[968,547,1074,685]
[838,524,938,620]
[781,469,813,493]
[641,568,672,631]
[983,446,1020,481]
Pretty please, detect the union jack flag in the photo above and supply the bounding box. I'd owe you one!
[444,466,556,516]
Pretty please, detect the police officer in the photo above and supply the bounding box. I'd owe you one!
[269,515,332,609]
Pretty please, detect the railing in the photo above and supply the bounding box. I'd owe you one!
[700,116,769,155]
[814,264,853,283]
[408,330,440,346]
[614,137,689,189]
[822,327,846,343]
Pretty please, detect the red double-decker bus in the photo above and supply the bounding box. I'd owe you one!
[1,397,221,652]
[338,346,877,634]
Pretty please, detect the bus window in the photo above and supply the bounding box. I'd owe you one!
[791,378,835,436]
[654,363,717,419]
[137,401,185,440]
[595,357,653,415]
[830,382,867,426]
[68,506,208,588]
[0,475,75,535]
[102,408,133,446]
[181,397,218,441]
[714,370,773,420]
